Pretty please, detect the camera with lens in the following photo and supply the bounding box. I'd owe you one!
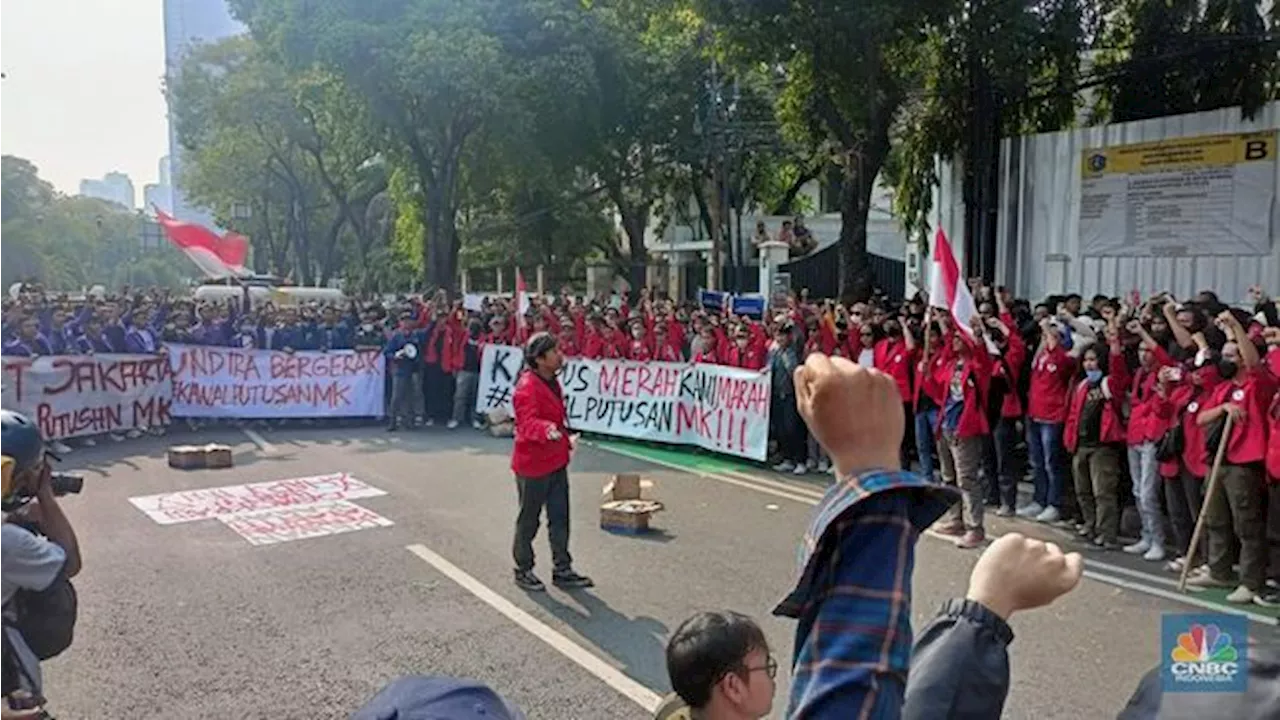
[0,472,82,515]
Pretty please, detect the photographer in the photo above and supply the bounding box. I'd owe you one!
[2,410,82,715]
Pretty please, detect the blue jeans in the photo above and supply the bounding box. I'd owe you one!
[1027,420,1066,508]
[1127,442,1165,549]
[914,408,939,482]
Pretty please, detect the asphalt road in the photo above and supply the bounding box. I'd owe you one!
[37,426,1277,719]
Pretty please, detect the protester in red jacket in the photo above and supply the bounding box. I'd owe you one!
[421,306,459,427]
[1021,322,1078,522]
[723,326,766,370]
[1064,333,1129,549]
[1189,311,1278,604]
[1155,361,1221,574]
[652,322,683,363]
[984,311,1027,514]
[1123,334,1172,562]
[928,318,993,550]
[874,319,915,469]
[510,332,592,593]
[626,317,653,362]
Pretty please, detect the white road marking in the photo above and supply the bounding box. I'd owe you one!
[1083,569,1278,626]
[242,427,278,455]
[405,543,665,713]
[588,441,1280,626]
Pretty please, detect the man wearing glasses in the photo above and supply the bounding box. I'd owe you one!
[654,611,776,720]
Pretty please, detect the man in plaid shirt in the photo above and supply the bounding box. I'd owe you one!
[773,354,1084,718]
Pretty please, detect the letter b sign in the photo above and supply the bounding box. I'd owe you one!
[1244,139,1271,161]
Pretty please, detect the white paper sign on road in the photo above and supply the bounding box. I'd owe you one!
[129,473,386,525]
[476,344,771,461]
[218,500,393,546]
[167,345,385,419]
[1,354,173,440]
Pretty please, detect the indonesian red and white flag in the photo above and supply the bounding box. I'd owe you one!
[515,269,529,332]
[928,227,979,339]
[154,208,250,278]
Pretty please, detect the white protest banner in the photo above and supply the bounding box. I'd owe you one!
[129,472,387,525]
[167,345,385,418]
[476,345,771,461]
[1,355,173,440]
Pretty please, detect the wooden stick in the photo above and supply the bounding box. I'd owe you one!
[1178,413,1234,593]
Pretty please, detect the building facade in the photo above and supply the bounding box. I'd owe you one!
[78,171,136,209]
[162,0,244,223]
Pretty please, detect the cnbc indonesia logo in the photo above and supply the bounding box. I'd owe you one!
[1168,622,1240,687]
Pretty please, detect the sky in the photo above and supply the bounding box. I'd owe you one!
[2,0,171,199]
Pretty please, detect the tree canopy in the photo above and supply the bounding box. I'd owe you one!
[141,0,1280,299]
[0,156,193,291]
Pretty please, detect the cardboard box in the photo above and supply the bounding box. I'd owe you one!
[167,444,235,470]
[600,499,664,534]
[602,473,654,501]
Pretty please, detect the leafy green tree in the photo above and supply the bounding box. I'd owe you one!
[1093,0,1277,123]
[232,0,606,291]
[887,0,1091,260]
[168,35,389,285]
[0,157,193,290]
[695,0,955,302]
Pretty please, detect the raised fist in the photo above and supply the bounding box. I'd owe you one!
[793,353,902,474]
[966,533,1083,620]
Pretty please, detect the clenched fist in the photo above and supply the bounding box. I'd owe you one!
[966,533,1084,620]
[793,353,903,474]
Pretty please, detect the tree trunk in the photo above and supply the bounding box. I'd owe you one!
[606,182,651,300]
[837,134,891,304]
[318,214,344,286]
[622,209,648,300]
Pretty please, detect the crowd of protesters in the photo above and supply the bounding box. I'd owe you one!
[4,273,1278,719]
[5,277,1280,606]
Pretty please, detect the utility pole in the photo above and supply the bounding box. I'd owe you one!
[706,58,723,292]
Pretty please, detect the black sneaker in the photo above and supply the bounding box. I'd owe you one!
[513,570,545,592]
[552,570,594,589]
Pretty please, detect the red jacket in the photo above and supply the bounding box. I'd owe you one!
[1156,373,1221,479]
[929,334,992,439]
[1064,351,1130,453]
[874,338,914,402]
[1126,365,1167,445]
[653,340,683,363]
[914,350,949,411]
[627,337,653,362]
[1202,366,1279,468]
[438,315,466,373]
[1267,392,1280,481]
[1028,345,1076,424]
[996,317,1027,418]
[511,370,572,478]
[723,342,766,370]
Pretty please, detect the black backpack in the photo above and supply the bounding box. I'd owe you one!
[5,566,78,662]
